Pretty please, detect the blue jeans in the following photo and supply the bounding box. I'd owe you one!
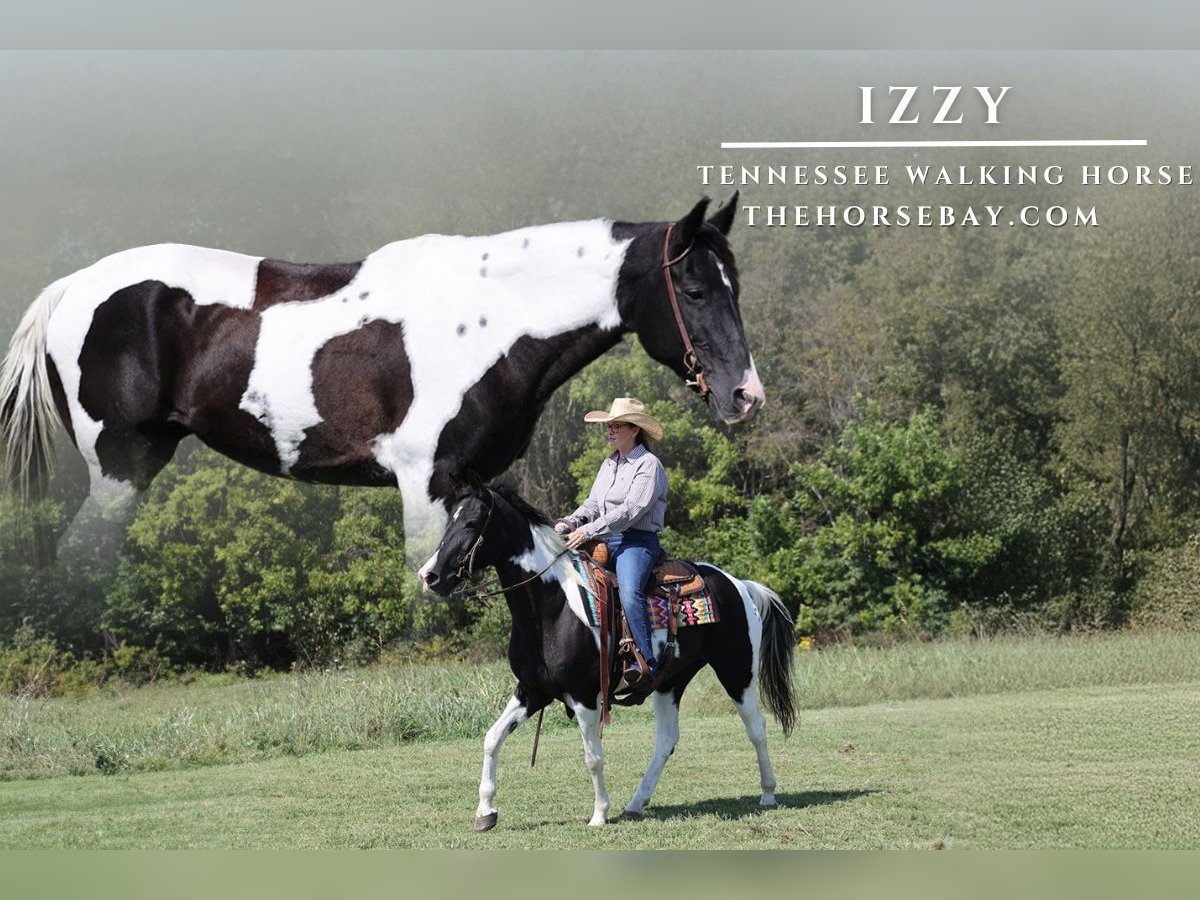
[608,529,661,671]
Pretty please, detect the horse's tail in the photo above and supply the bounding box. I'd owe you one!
[1,276,72,501]
[743,579,797,736]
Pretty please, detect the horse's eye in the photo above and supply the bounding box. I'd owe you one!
[683,288,704,302]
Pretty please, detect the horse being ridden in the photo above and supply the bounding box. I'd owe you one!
[420,483,797,830]
[0,197,763,564]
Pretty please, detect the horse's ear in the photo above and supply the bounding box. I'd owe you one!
[708,191,738,235]
[670,197,711,256]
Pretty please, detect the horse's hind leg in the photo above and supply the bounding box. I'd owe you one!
[475,687,545,832]
[711,631,779,808]
[59,424,186,563]
[622,663,704,819]
[732,681,778,808]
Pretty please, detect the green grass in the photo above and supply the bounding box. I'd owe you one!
[2,630,1198,781]
[0,680,1197,848]
[0,630,1198,848]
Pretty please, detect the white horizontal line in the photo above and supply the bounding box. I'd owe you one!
[721,140,1148,149]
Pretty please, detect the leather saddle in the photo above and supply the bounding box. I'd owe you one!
[578,540,712,713]
[584,541,706,600]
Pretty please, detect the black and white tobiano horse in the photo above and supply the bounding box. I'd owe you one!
[0,197,762,560]
[421,483,796,830]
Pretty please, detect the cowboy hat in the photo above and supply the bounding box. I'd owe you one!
[583,397,664,441]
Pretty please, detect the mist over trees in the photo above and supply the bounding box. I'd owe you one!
[2,53,1199,672]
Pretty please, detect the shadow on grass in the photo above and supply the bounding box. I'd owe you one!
[643,789,876,822]
[509,789,876,830]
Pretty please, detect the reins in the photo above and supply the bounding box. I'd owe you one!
[447,489,576,603]
[457,543,573,603]
[661,222,709,399]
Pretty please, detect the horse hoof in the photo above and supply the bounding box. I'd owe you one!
[473,813,498,832]
[619,809,645,821]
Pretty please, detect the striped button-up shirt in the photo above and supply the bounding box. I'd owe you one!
[566,443,668,538]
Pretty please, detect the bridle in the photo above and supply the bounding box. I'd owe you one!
[450,490,496,582]
[444,489,571,601]
[662,222,710,399]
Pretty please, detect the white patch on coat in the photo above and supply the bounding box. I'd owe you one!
[240,267,368,469]
[715,257,733,292]
[362,221,629,550]
[417,549,438,583]
[510,524,595,635]
[242,222,625,477]
[698,561,763,699]
[742,355,764,390]
[43,244,261,485]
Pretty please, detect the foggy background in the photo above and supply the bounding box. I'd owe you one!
[3,52,1195,312]
[2,50,1197,507]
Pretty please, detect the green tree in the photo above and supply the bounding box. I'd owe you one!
[104,448,420,668]
[1057,194,1200,577]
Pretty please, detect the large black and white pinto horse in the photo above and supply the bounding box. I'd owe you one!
[421,483,796,830]
[0,197,762,560]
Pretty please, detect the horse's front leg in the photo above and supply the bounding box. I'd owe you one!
[566,694,610,826]
[475,690,537,832]
[622,688,680,819]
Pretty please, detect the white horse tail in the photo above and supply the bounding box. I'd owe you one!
[0,276,72,500]
[742,579,797,736]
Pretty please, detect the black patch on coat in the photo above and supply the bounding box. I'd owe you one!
[253,259,363,310]
[76,280,280,484]
[76,282,198,486]
[45,356,75,445]
[428,324,622,504]
[179,305,285,476]
[291,320,413,485]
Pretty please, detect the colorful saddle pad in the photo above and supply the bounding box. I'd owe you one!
[573,556,720,628]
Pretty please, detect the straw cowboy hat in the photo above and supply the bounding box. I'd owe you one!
[583,397,664,441]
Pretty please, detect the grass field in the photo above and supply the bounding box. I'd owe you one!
[1,631,1198,848]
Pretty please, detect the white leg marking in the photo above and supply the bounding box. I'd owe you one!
[702,567,778,806]
[624,689,680,817]
[477,694,531,822]
[734,682,778,807]
[566,693,609,826]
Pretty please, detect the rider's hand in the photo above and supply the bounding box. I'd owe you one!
[565,528,589,550]
[554,520,571,535]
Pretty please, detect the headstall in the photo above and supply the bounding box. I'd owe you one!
[661,222,710,399]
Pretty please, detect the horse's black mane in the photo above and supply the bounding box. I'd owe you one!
[611,217,738,283]
[487,481,551,527]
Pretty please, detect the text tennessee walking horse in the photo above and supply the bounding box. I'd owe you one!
[0,196,762,561]
[421,483,796,829]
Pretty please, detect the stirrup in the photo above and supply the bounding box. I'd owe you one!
[622,662,653,690]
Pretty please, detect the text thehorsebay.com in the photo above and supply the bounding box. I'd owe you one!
[702,85,1194,229]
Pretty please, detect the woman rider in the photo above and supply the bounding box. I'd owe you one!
[555,397,667,689]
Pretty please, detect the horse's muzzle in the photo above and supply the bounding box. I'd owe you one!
[419,565,452,596]
[733,385,764,420]
[722,370,765,423]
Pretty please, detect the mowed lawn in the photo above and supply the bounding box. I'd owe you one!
[1,633,1198,848]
